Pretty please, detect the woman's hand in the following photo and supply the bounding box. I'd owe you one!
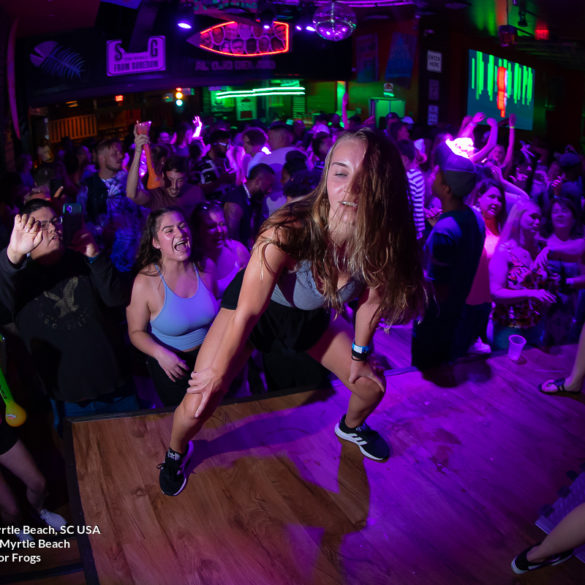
[156,347,189,382]
[187,368,225,418]
[7,214,43,265]
[530,289,556,305]
[349,358,385,394]
[531,246,550,271]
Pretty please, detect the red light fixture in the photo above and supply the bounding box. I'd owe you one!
[535,26,549,41]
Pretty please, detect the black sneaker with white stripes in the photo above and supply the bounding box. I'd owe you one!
[157,442,194,496]
[334,415,390,461]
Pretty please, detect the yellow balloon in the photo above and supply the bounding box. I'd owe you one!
[5,400,27,427]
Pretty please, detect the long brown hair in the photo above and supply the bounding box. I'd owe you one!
[256,128,427,324]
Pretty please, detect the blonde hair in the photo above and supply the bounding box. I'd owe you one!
[497,199,540,248]
[256,128,427,325]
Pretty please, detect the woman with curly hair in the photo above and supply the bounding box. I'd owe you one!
[157,129,427,496]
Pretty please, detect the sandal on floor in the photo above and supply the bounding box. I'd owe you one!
[538,378,580,395]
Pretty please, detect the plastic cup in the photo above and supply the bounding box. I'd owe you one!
[508,334,526,362]
[136,120,151,135]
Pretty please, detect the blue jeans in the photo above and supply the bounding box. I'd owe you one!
[492,321,544,352]
[51,392,140,433]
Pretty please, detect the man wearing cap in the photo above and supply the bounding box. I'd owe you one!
[412,142,485,370]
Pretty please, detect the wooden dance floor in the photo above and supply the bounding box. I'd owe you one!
[67,346,585,585]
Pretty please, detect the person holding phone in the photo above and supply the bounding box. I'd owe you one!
[0,200,138,431]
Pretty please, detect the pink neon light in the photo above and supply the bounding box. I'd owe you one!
[198,21,289,57]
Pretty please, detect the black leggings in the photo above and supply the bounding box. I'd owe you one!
[145,348,200,407]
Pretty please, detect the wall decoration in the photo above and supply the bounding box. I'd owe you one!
[356,34,378,82]
[106,37,166,76]
[30,41,85,79]
[385,33,417,85]
[194,21,289,57]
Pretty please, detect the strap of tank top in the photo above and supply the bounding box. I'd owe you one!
[153,264,171,293]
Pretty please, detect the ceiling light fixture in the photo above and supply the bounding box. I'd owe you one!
[313,1,357,42]
[176,2,195,30]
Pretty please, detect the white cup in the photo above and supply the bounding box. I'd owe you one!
[508,334,526,362]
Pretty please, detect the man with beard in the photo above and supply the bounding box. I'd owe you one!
[127,130,205,218]
[77,138,145,271]
[0,200,138,432]
[223,163,274,248]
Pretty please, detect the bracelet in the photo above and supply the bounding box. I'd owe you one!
[351,342,372,361]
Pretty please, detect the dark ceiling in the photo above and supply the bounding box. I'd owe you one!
[2,0,585,70]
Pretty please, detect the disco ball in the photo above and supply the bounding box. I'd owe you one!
[312,2,357,42]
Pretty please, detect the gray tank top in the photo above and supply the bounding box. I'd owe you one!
[271,260,364,310]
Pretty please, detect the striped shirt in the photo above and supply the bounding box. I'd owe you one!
[407,168,426,239]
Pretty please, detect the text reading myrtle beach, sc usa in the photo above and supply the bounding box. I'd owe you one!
[0,525,101,565]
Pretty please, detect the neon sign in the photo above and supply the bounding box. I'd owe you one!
[214,86,306,100]
[196,21,289,57]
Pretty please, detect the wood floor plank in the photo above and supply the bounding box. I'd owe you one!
[70,346,585,585]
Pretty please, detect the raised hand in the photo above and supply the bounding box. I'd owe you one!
[7,214,43,264]
[69,224,99,258]
[192,115,203,138]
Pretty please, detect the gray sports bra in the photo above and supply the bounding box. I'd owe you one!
[271,260,363,310]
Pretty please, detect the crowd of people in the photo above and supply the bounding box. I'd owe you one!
[1,105,585,569]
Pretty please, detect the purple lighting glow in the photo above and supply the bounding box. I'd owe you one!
[177,22,193,30]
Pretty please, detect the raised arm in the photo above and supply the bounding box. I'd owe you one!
[502,113,516,175]
[458,112,485,139]
[126,128,152,207]
[470,118,498,163]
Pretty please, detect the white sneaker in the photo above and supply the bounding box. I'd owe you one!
[39,508,68,531]
[468,338,491,355]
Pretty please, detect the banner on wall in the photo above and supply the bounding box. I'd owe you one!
[106,37,166,76]
[355,34,378,83]
[385,32,417,86]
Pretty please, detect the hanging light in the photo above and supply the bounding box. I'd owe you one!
[176,2,195,30]
[313,1,357,42]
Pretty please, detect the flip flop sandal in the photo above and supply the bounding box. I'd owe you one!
[538,378,579,394]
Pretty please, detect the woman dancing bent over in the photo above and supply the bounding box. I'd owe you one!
[158,128,426,495]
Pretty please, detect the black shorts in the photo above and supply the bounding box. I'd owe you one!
[220,270,330,353]
[0,422,18,455]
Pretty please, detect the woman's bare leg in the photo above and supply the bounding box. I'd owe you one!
[169,308,253,453]
[527,502,585,562]
[541,322,585,393]
[0,439,46,512]
[307,318,384,427]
